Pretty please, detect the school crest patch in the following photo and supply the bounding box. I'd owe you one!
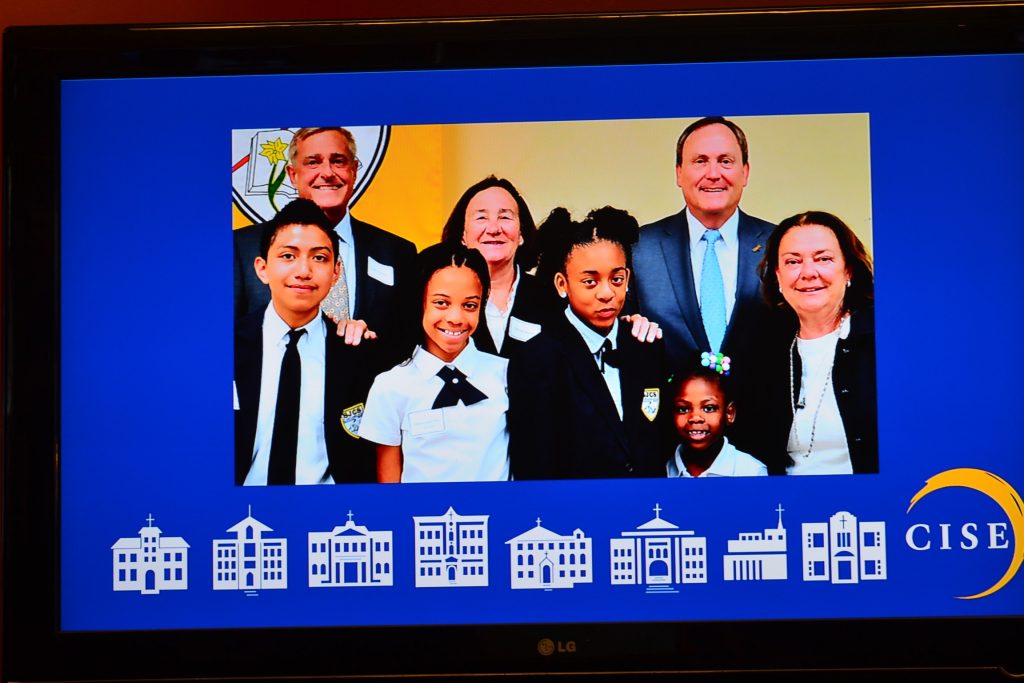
[340,403,365,439]
[641,388,660,422]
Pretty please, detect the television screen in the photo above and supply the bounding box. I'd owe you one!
[5,5,1024,680]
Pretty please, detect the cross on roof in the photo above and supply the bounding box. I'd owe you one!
[775,503,785,527]
[145,513,155,527]
[536,517,542,527]
[838,513,849,529]
[653,503,662,519]
[347,510,354,522]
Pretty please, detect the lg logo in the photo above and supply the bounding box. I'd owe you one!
[537,638,576,656]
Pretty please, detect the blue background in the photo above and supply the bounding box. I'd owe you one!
[61,54,1024,630]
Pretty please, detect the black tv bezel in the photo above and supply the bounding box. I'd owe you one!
[5,5,1024,681]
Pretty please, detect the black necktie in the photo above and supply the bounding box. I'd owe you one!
[432,366,488,409]
[597,339,620,373]
[268,328,306,485]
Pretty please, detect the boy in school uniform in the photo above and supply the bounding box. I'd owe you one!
[667,366,767,478]
[234,199,378,485]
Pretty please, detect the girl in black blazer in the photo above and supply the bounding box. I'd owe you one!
[508,207,673,480]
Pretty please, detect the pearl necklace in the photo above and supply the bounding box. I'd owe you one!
[788,316,846,458]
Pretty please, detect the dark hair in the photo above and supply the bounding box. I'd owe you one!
[259,198,340,260]
[439,176,539,269]
[401,242,491,362]
[675,116,750,167]
[758,210,874,316]
[534,206,640,293]
[671,365,732,405]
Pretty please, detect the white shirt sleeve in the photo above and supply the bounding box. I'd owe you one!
[357,370,405,447]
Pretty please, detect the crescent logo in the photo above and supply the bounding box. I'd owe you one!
[907,468,1024,599]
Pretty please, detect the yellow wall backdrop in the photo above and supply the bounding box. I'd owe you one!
[233,114,872,254]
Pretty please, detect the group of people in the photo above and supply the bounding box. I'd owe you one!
[233,119,877,486]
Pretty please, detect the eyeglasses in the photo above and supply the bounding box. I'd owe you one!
[300,155,362,172]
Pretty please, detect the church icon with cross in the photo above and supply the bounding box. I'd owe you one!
[111,514,189,594]
[212,506,287,592]
[610,504,707,592]
[413,506,488,587]
[506,518,592,590]
[801,510,887,584]
[723,504,789,581]
[308,510,393,588]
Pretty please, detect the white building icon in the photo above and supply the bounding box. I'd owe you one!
[610,504,707,591]
[413,506,488,588]
[308,510,393,587]
[212,506,287,592]
[723,504,788,581]
[802,510,886,584]
[506,518,592,590]
[111,514,189,594]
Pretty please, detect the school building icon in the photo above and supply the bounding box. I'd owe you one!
[212,506,287,591]
[610,504,707,590]
[308,511,393,587]
[723,504,788,581]
[506,518,592,590]
[111,514,189,594]
[413,506,488,587]
[801,510,887,584]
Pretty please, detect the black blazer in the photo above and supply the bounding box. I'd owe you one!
[234,310,381,484]
[734,307,878,475]
[234,216,417,365]
[473,271,558,358]
[508,312,673,479]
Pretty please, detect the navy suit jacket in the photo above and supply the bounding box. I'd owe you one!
[632,208,775,406]
[234,310,380,485]
[234,216,417,365]
[507,313,673,480]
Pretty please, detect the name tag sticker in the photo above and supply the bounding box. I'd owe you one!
[508,316,542,342]
[409,408,445,436]
[367,256,395,286]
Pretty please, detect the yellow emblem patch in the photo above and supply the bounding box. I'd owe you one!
[641,388,660,422]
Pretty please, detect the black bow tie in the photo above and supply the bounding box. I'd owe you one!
[432,366,488,409]
[597,340,620,372]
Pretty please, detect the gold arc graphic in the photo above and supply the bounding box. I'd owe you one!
[907,468,1024,599]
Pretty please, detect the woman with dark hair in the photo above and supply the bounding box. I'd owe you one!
[749,210,877,475]
[441,176,661,357]
[507,207,673,480]
[358,242,510,483]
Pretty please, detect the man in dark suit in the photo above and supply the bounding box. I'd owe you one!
[632,117,775,385]
[234,127,416,361]
[235,199,378,485]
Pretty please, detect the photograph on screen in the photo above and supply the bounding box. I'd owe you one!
[231,115,876,485]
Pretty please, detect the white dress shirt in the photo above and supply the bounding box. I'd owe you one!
[245,305,333,485]
[667,438,768,477]
[358,338,510,482]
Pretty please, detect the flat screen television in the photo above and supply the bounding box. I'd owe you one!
[4,4,1024,680]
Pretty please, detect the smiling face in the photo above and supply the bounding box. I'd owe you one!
[675,123,749,229]
[422,265,484,362]
[674,377,734,452]
[462,186,523,270]
[255,223,340,328]
[775,223,851,327]
[286,130,357,223]
[554,240,629,334]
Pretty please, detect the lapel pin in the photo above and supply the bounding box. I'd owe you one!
[752,244,763,253]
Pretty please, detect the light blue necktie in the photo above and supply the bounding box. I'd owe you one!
[700,230,726,353]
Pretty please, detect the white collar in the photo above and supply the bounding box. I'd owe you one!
[333,211,354,245]
[670,438,735,478]
[686,207,740,248]
[262,302,325,343]
[411,337,484,378]
[564,306,618,354]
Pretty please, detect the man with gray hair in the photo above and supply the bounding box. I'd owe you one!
[234,127,416,357]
